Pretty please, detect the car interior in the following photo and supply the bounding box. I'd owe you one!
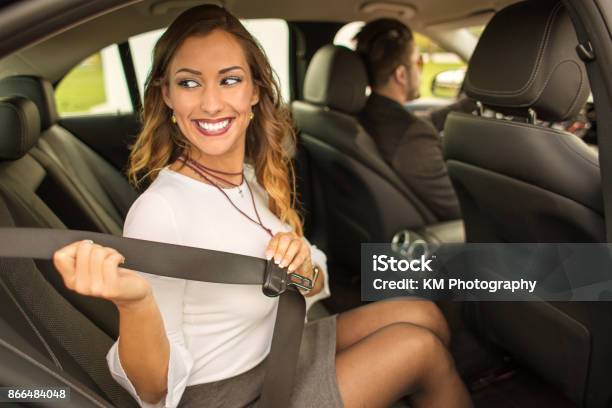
[0,0,610,407]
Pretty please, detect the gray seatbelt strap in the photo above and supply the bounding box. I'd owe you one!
[0,227,266,283]
[259,290,305,408]
[0,227,305,408]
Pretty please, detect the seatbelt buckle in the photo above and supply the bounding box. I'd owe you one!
[262,260,288,297]
[262,261,313,297]
[287,272,313,292]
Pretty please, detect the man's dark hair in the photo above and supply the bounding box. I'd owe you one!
[354,18,415,88]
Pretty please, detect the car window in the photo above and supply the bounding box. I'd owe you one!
[55,44,133,116]
[414,33,465,100]
[334,22,484,100]
[55,19,290,118]
[130,19,290,103]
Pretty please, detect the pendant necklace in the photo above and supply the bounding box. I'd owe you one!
[177,156,273,237]
[180,156,245,197]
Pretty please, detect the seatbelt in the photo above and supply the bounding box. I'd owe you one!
[564,1,612,241]
[0,227,305,408]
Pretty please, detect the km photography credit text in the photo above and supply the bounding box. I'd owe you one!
[361,243,612,301]
[370,254,537,294]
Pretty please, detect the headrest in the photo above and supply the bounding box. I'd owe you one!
[464,0,590,122]
[0,96,41,160]
[303,45,368,114]
[0,76,58,130]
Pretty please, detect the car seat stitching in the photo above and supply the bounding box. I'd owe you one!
[1,182,58,227]
[0,278,63,370]
[0,338,110,408]
[526,59,584,113]
[465,3,563,97]
[300,130,433,222]
[448,159,602,214]
[562,60,586,119]
[555,130,600,168]
[452,113,600,168]
[4,102,26,157]
[29,148,114,232]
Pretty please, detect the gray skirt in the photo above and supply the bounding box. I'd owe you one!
[178,314,344,408]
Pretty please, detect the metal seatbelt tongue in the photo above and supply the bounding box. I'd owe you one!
[263,260,315,297]
[0,227,306,408]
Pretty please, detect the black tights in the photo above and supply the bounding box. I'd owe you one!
[334,299,472,408]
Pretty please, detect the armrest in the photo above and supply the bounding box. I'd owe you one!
[417,219,465,244]
[390,220,464,259]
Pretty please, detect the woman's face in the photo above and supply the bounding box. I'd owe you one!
[162,29,259,166]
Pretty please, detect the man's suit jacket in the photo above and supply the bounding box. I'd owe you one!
[358,93,461,221]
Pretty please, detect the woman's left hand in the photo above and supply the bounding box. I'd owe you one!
[265,232,323,297]
[265,231,312,275]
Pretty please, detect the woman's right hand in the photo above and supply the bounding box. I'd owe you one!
[53,239,152,308]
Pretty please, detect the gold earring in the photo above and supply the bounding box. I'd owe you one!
[171,113,177,124]
[249,112,254,120]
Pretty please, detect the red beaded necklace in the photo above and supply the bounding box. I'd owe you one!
[177,156,273,237]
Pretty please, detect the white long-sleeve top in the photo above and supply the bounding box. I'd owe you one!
[105,164,330,408]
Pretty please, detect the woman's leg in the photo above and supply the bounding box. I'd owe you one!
[335,322,472,408]
[336,298,451,352]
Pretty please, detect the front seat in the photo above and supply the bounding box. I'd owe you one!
[443,1,607,406]
[292,45,437,274]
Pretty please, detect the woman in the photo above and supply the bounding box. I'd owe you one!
[52,5,471,408]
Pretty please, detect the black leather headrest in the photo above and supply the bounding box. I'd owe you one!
[0,96,41,160]
[464,0,590,122]
[303,45,368,114]
[0,76,58,130]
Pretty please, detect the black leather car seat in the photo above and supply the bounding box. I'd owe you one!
[0,95,121,336]
[0,95,136,406]
[292,45,437,273]
[444,1,607,406]
[0,75,138,234]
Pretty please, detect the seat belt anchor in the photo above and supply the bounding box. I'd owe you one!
[262,260,313,297]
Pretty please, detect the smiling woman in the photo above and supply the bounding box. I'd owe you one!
[162,31,259,169]
[128,6,302,236]
[50,4,471,408]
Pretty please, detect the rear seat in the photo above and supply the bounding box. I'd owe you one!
[0,75,138,235]
[0,199,136,407]
[0,95,122,334]
[0,271,117,408]
[0,89,327,405]
[0,96,137,406]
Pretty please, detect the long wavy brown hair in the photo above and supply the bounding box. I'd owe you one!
[127,5,302,236]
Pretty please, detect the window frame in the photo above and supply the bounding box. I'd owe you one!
[54,18,294,118]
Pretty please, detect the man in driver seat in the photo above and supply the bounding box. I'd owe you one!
[355,19,461,221]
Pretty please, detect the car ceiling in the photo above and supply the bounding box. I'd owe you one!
[0,0,519,83]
